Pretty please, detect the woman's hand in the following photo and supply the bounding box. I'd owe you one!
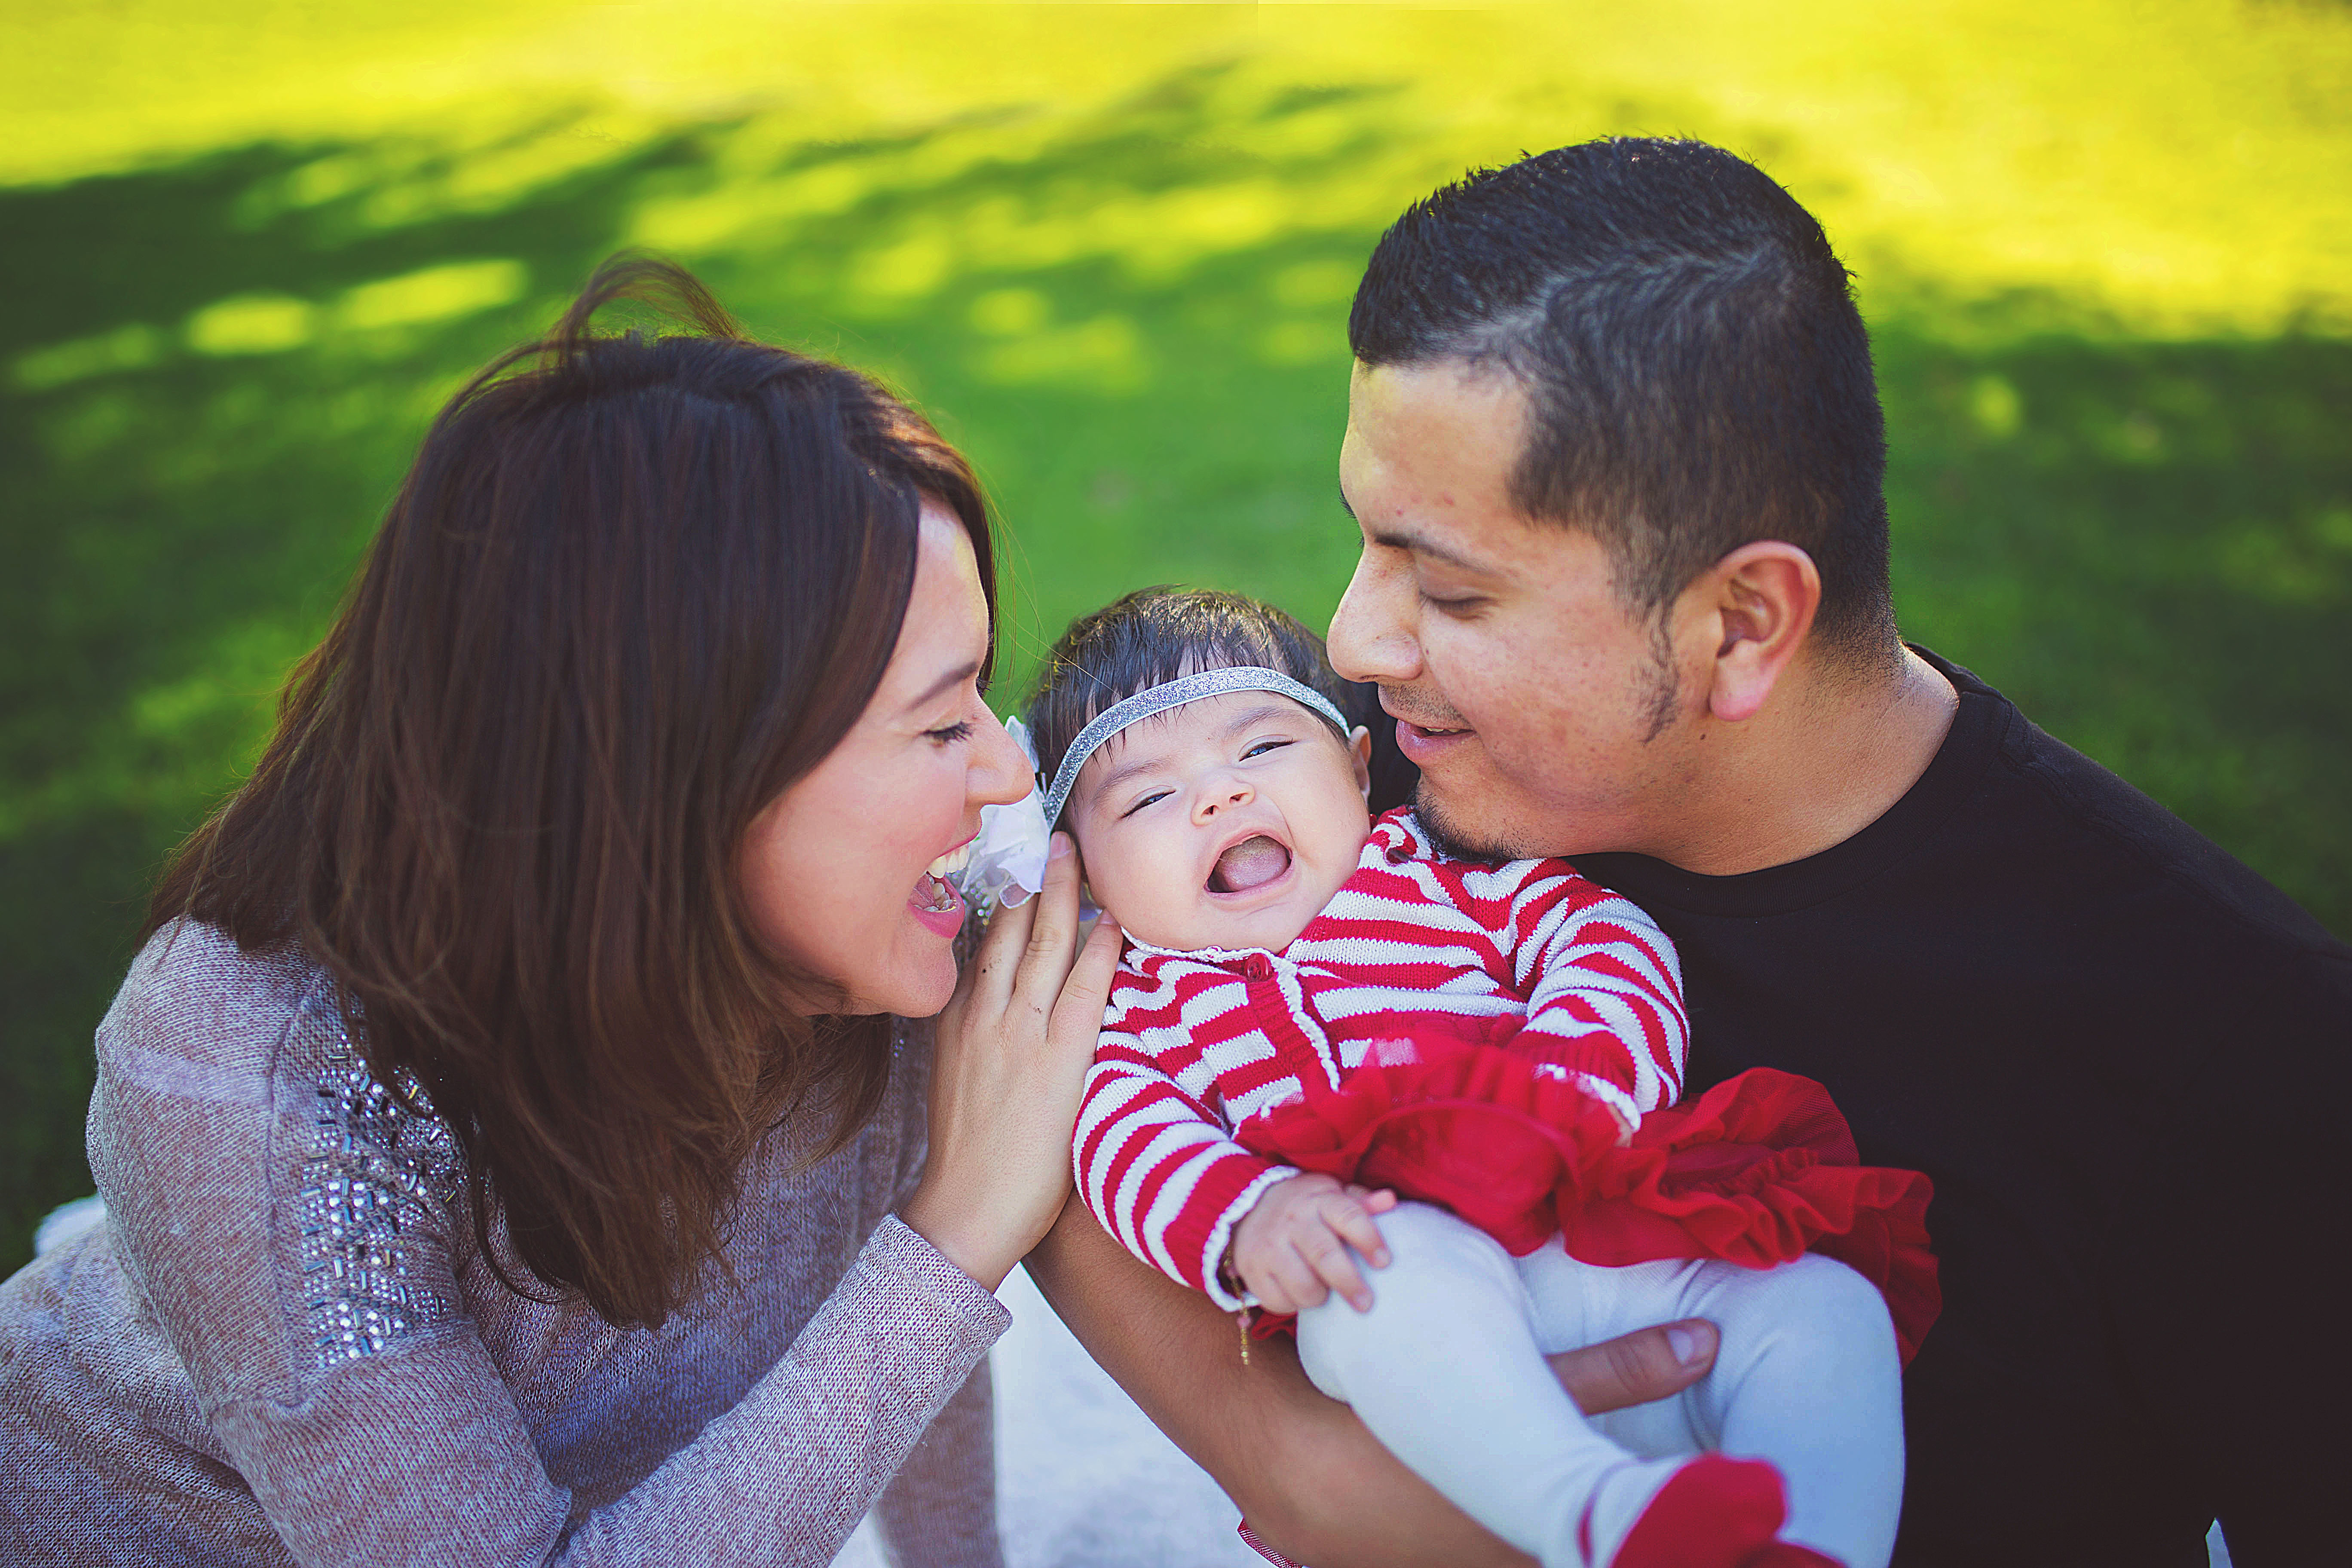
[902,833,1124,1289]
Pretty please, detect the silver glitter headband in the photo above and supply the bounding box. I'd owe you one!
[1040,666,1350,829]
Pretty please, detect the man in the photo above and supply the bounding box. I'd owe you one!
[1029,138,2349,1566]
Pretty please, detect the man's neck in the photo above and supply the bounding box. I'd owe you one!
[1646,645,1960,878]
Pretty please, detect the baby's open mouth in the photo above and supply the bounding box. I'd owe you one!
[1208,835,1291,894]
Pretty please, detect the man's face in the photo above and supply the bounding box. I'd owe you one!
[1330,359,1689,861]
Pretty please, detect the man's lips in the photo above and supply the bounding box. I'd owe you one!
[1394,717,1474,767]
[1378,690,1473,737]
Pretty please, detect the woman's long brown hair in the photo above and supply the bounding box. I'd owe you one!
[144,256,995,1328]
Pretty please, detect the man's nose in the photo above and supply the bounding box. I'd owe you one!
[1328,548,1418,684]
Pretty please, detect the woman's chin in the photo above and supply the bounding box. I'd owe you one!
[869,945,962,1020]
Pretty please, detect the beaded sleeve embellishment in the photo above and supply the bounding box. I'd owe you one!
[292,995,466,1367]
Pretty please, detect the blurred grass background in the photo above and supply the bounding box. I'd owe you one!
[4,0,2347,1271]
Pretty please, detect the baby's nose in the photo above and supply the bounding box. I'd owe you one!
[1197,780,1253,817]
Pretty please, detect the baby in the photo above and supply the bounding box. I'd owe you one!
[1024,589,1937,1568]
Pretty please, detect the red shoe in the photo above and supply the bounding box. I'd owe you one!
[1602,1454,1844,1568]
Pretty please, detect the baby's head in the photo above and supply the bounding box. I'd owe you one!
[1026,588,1372,953]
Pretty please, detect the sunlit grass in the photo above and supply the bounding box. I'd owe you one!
[11,3,2349,330]
[2,1,2346,1262]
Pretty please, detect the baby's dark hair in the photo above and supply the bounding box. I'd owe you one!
[1024,587,1355,798]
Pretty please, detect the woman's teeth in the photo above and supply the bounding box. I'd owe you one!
[926,842,972,881]
[918,873,959,913]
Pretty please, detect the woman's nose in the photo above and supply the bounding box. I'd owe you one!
[969,710,1035,808]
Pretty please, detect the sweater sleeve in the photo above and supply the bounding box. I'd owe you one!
[89,929,1009,1568]
[1494,862,1689,1127]
[871,1357,1002,1568]
[1073,1020,1297,1311]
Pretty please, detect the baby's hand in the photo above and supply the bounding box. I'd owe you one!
[1228,1174,1398,1314]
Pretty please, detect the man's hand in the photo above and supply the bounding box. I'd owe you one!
[1549,1317,1718,1415]
[1230,1174,1400,1313]
[1026,1194,1719,1568]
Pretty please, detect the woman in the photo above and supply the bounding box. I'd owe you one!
[0,257,1121,1566]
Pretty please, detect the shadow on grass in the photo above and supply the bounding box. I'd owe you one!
[3,74,2346,1272]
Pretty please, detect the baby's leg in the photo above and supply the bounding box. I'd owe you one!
[1516,1247,1905,1568]
[1294,1202,1785,1568]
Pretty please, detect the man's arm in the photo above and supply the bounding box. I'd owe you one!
[1022,1195,1718,1568]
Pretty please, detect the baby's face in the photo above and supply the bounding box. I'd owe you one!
[1067,691,1372,953]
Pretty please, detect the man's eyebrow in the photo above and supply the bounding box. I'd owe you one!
[1366,522,1494,575]
[900,658,983,714]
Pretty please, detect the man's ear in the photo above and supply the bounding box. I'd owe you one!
[1688,542,1820,725]
[1348,725,1373,799]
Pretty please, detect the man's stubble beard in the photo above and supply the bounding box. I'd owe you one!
[1410,776,1527,864]
[1406,633,1681,863]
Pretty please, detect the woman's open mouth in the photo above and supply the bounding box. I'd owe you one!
[909,840,973,936]
[1207,834,1293,896]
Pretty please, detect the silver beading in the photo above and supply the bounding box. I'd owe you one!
[294,996,465,1367]
[1038,665,1349,829]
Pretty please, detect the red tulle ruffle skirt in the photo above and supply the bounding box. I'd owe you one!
[1234,1038,1941,1363]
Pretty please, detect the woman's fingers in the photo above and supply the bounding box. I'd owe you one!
[1014,834,1082,994]
[1547,1319,1719,1416]
[1049,911,1124,1047]
[967,864,1039,1011]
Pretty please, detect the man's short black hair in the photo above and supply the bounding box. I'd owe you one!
[1024,587,1356,806]
[1350,137,1895,656]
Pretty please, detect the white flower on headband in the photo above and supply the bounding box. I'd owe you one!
[951,715,1050,909]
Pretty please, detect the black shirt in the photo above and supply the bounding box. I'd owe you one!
[1569,650,2352,1568]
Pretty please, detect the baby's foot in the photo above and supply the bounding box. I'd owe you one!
[1584,1454,1844,1568]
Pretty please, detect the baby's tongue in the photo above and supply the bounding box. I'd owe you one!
[1210,836,1290,893]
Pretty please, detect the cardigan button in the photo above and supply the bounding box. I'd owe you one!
[1241,955,1275,982]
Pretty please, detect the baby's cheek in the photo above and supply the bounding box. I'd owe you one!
[1089,850,1193,948]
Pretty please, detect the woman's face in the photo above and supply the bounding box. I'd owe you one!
[741,501,1033,1017]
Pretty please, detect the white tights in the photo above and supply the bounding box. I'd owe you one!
[1293,1203,1903,1568]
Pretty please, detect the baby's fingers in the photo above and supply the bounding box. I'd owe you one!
[1251,1245,1329,1317]
[1326,1198,1392,1271]
[1299,1222,1375,1312]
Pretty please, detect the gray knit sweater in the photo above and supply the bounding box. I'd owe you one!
[0,922,1011,1566]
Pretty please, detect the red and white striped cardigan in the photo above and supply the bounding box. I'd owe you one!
[1075,808,1689,1308]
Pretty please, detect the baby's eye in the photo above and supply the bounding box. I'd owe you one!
[1242,738,1293,760]
[1120,789,1172,819]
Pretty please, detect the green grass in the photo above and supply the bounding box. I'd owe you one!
[4,4,2347,1272]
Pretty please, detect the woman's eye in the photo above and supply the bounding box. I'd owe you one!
[926,720,976,744]
[1120,790,1171,819]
